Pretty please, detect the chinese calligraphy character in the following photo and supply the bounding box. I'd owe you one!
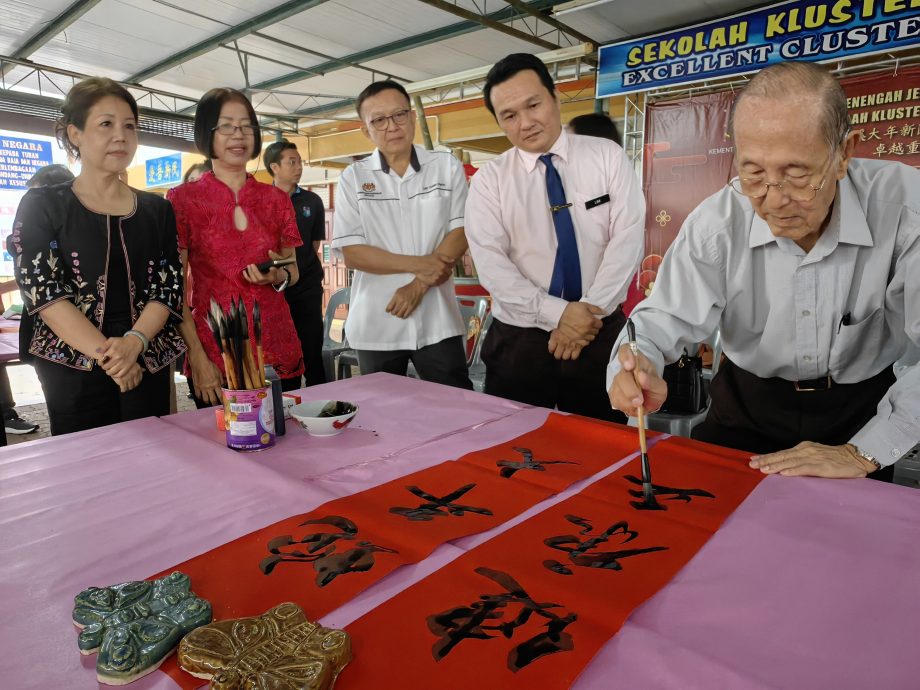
[865,128,881,141]
[900,124,917,138]
[389,483,493,521]
[497,447,577,478]
[885,126,898,140]
[873,143,888,157]
[624,474,715,508]
[428,567,577,672]
[907,140,920,155]
[259,515,398,587]
[543,514,667,576]
[889,142,905,156]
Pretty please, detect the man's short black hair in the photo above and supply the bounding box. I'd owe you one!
[27,164,75,188]
[263,139,299,177]
[568,113,622,146]
[193,87,261,160]
[483,53,556,117]
[355,80,411,119]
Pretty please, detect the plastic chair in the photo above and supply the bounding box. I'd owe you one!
[321,287,357,381]
[644,328,722,438]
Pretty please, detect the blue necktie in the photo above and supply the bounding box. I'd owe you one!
[539,154,582,301]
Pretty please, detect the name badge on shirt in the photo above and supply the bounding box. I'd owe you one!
[585,194,610,210]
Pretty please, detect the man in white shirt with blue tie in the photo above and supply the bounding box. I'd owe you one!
[466,53,645,422]
[608,61,920,481]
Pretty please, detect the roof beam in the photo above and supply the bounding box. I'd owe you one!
[1,0,102,78]
[417,0,559,51]
[502,0,597,46]
[249,0,561,93]
[127,0,332,84]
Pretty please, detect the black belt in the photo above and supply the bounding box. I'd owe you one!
[793,375,833,392]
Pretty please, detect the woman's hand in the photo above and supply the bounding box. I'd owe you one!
[112,362,144,393]
[97,336,144,379]
[189,352,224,405]
[242,249,288,286]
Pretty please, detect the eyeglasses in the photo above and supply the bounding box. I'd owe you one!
[728,152,835,203]
[212,123,257,137]
[367,109,411,131]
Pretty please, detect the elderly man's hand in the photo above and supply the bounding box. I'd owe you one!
[608,344,668,416]
[749,442,878,478]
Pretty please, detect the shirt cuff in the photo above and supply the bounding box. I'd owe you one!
[849,416,917,467]
[537,295,568,330]
[330,234,366,261]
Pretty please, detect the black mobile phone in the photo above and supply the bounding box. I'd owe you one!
[255,256,296,273]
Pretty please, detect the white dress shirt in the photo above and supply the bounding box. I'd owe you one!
[465,130,645,330]
[607,158,920,466]
[332,146,466,350]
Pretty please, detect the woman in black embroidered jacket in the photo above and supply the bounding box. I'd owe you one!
[10,77,185,435]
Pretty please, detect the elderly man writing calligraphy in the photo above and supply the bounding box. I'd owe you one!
[608,61,919,480]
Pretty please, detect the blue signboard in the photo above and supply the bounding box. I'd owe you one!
[597,0,920,98]
[145,153,182,187]
[0,136,53,190]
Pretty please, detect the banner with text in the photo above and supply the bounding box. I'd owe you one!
[597,0,920,97]
[0,136,53,191]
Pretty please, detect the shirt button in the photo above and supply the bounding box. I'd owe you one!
[801,310,811,316]
[803,355,812,362]
[891,449,901,457]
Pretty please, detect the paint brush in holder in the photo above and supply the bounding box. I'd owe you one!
[626,318,662,510]
[206,296,264,391]
[253,300,265,383]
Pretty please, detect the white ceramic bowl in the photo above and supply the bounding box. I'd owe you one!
[290,400,358,437]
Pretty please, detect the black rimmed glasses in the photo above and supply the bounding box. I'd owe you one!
[367,109,411,131]
[728,151,836,203]
[212,123,257,137]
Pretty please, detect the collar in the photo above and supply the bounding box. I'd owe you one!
[517,128,569,173]
[747,172,873,250]
[374,146,421,174]
[271,181,302,197]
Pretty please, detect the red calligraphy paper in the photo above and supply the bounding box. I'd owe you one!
[153,413,646,687]
[340,435,765,689]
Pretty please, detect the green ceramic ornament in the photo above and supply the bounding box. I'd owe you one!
[72,571,211,685]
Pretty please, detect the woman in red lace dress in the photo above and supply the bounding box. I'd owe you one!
[168,88,304,407]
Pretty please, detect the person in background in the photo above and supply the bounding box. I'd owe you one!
[168,88,303,407]
[10,78,185,435]
[332,80,472,389]
[608,61,920,480]
[567,112,622,146]
[263,139,326,386]
[182,161,210,184]
[465,53,645,421]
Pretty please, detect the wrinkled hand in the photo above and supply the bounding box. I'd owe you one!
[557,302,603,344]
[413,253,454,287]
[749,442,877,478]
[242,249,288,286]
[97,336,144,379]
[112,361,143,393]
[547,329,587,360]
[608,344,668,416]
[386,279,427,319]
[189,353,224,406]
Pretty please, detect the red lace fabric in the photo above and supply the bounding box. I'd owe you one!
[168,172,304,380]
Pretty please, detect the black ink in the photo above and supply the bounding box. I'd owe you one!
[497,447,577,478]
[543,514,667,575]
[428,567,576,673]
[259,515,398,587]
[389,484,493,521]
[625,474,715,510]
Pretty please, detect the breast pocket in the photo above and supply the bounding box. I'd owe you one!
[828,307,884,379]
[573,192,612,245]
[417,189,453,246]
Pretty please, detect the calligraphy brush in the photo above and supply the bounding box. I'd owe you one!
[209,299,235,389]
[627,318,660,509]
[253,300,265,386]
[238,300,259,389]
[230,298,247,390]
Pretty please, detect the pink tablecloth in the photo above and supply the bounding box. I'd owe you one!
[1,373,918,689]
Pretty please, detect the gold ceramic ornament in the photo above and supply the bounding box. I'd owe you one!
[177,602,351,689]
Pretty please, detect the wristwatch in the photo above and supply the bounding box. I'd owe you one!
[848,444,881,472]
[272,267,291,293]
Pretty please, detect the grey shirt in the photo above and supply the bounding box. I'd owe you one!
[607,158,920,466]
